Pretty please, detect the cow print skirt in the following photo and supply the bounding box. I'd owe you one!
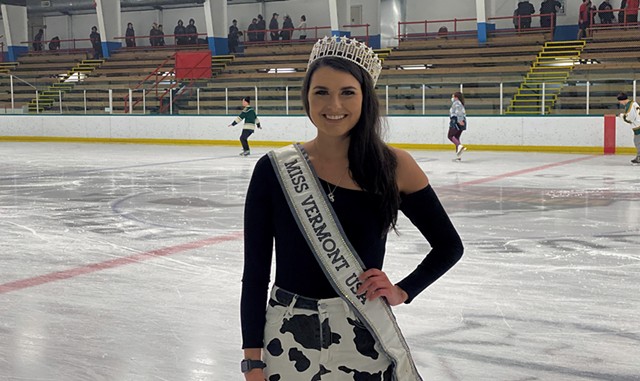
[263,286,394,381]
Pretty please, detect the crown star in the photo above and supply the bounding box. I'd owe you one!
[308,36,382,85]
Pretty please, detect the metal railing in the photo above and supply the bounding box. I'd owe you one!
[1,77,636,116]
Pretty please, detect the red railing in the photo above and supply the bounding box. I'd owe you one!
[157,53,211,114]
[242,25,331,46]
[588,7,640,33]
[488,13,555,38]
[398,18,478,41]
[123,54,176,112]
[114,32,208,48]
[342,24,371,45]
[21,37,93,54]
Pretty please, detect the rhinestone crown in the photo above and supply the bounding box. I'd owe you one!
[308,36,382,85]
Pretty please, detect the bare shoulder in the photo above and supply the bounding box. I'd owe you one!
[391,147,429,194]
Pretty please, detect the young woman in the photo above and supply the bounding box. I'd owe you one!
[297,15,307,40]
[228,97,261,156]
[240,37,463,380]
[449,91,467,160]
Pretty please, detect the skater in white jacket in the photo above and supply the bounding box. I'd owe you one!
[617,92,640,164]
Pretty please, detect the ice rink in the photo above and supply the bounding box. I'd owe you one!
[1,142,639,381]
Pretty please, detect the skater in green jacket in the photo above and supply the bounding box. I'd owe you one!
[229,97,262,156]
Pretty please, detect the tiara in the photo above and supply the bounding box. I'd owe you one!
[308,36,382,85]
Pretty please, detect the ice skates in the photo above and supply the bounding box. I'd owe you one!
[239,150,250,156]
[453,145,466,161]
[631,156,640,165]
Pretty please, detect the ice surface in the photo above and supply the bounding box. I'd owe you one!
[1,142,639,380]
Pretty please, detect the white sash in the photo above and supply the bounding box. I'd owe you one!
[268,144,423,381]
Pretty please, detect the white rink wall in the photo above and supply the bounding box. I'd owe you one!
[0,115,635,153]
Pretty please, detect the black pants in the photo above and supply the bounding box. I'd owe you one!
[240,129,254,151]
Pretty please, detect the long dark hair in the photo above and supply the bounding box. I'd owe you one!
[302,56,399,234]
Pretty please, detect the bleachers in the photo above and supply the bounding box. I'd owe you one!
[0,52,89,111]
[377,33,549,114]
[2,28,636,116]
[47,46,209,114]
[554,28,640,114]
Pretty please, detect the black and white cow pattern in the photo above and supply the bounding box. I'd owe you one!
[263,293,394,380]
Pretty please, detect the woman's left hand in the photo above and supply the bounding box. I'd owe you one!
[357,269,408,306]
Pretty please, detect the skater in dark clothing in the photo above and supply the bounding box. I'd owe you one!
[228,97,261,156]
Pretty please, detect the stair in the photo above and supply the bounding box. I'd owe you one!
[506,40,585,115]
[374,48,392,63]
[28,59,103,113]
[0,61,19,74]
[212,54,234,76]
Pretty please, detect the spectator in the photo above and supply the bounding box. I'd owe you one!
[280,14,294,41]
[598,0,615,23]
[33,28,44,51]
[515,1,535,29]
[125,22,136,47]
[157,24,166,46]
[228,19,240,53]
[248,18,258,42]
[90,26,102,59]
[186,18,198,45]
[48,36,60,51]
[540,0,562,29]
[625,0,639,24]
[578,0,592,39]
[437,26,449,38]
[174,19,187,45]
[619,0,627,24]
[149,23,159,46]
[297,15,307,40]
[269,12,279,41]
[256,14,266,41]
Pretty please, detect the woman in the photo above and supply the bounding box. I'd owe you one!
[449,91,467,160]
[240,37,463,380]
[228,97,261,156]
[125,22,136,47]
[297,15,307,40]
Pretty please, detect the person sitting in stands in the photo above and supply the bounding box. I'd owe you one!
[48,36,60,50]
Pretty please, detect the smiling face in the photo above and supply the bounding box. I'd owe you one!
[306,66,363,138]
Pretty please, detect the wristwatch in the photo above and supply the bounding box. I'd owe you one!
[240,359,266,373]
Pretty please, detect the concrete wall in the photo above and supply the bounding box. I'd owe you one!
[0,115,635,155]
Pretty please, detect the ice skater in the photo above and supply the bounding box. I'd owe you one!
[449,91,467,160]
[617,92,640,165]
[228,97,261,156]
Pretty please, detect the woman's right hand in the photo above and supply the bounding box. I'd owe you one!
[244,369,266,381]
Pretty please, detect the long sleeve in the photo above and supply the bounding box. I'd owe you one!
[396,185,463,303]
[240,156,276,348]
[621,101,640,128]
[449,100,466,122]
